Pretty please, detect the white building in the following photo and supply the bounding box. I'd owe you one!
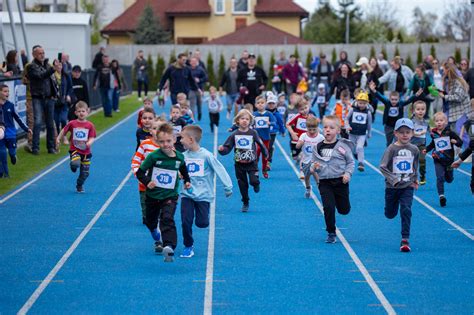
[1,12,92,68]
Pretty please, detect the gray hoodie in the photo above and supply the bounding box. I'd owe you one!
[311,138,355,180]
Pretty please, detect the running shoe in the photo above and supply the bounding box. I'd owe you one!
[163,246,174,262]
[357,162,365,172]
[241,204,249,213]
[253,184,260,193]
[419,176,426,185]
[400,239,411,252]
[263,171,269,179]
[305,187,311,198]
[180,246,194,258]
[439,195,447,207]
[154,241,164,254]
[76,185,85,193]
[326,233,337,244]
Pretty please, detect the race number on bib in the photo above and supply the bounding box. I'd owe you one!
[235,135,253,150]
[277,107,286,115]
[185,158,205,177]
[209,101,219,112]
[388,107,399,117]
[352,112,367,124]
[316,96,326,104]
[296,118,307,131]
[434,136,452,151]
[254,116,269,129]
[392,156,414,174]
[414,125,427,138]
[173,125,182,135]
[152,167,178,189]
[72,128,89,150]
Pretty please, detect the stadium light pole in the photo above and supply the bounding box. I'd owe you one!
[338,0,354,44]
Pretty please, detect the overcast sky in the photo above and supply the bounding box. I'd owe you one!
[294,0,469,31]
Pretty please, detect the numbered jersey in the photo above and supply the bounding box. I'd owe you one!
[63,119,96,155]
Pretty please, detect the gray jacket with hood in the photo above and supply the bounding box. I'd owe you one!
[311,138,355,180]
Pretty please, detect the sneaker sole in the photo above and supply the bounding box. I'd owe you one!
[400,245,411,252]
[180,252,195,258]
[163,247,174,262]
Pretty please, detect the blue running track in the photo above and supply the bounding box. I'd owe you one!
[1,96,473,314]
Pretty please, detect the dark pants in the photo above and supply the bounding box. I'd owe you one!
[290,142,302,159]
[318,104,327,120]
[416,144,426,179]
[384,125,394,147]
[434,160,454,195]
[0,138,16,176]
[181,197,210,247]
[112,88,120,111]
[145,196,178,249]
[32,97,56,152]
[269,133,277,162]
[318,178,351,234]
[170,93,178,105]
[210,112,220,132]
[26,99,34,147]
[189,90,202,121]
[235,162,260,205]
[70,151,91,187]
[99,88,112,116]
[54,103,68,135]
[384,187,414,239]
[137,79,148,98]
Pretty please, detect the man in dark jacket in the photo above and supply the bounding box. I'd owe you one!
[93,55,113,117]
[27,45,58,154]
[237,53,268,107]
[70,65,89,120]
[157,53,200,105]
[219,57,239,118]
[188,56,208,121]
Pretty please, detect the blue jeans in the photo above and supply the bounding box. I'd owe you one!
[226,93,239,113]
[100,88,113,116]
[180,197,210,247]
[0,138,16,176]
[54,103,68,134]
[32,97,56,152]
[112,88,120,111]
[384,187,414,238]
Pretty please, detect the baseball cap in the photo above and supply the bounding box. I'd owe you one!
[356,57,369,66]
[248,53,256,59]
[317,83,325,89]
[356,92,369,102]
[394,118,414,131]
[267,95,277,104]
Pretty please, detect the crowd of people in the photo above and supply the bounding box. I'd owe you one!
[1,46,473,260]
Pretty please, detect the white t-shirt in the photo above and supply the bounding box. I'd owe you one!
[299,132,324,163]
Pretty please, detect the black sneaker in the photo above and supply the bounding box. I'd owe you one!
[10,155,17,165]
[241,204,249,212]
[326,233,337,243]
[253,184,260,193]
[439,195,447,207]
[76,185,85,193]
[400,239,411,252]
[154,241,163,254]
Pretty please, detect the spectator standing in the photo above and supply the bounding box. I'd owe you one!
[378,57,413,95]
[52,61,73,137]
[377,53,389,73]
[330,63,355,99]
[313,53,333,92]
[111,59,127,113]
[20,49,28,68]
[92,46,105,69]
[219,57,240,119]
[6,50,21,75]
[334,50,351,70]
[93,54,113,117]
[237,53,268,107]
[428,58,444,116]
[238,50,249,70]
[283,54,304,95]
[189,57,208,121]
[21,62,34,152]
[70,65,89,120]
[133,50,148,101]
[61,53,72,76]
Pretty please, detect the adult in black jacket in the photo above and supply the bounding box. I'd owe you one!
[330,63,355,99]
[93,55,113,117]
[70,65,89,120]
[27,45,58,154]
[237,53,268,107]
[92,47,105,69]
[157,53,199,105]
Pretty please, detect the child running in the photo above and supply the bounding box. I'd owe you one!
[136,107,155,151]
[286,98,310,164]
[0,84,32,178]
[311,83,330,120]
[411,100,430,185]
[345,91,372,171]
[136,123,192,262]
[56,101,96,193]
[131,117,164,225]
[331,89,351,139]
[296,116,324,198]
[310,115,354,243]
[380,118,419,252]
[266,93,285,170]
[253,95,275,178]
[207,86,223,133]
[424,112,463,207]
[219,109,268,212]
[169,105,187,152]
[452,112,474,194]
[137,97,153,128]
[179,125,233,258]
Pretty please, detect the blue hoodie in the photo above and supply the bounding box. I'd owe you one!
[1,100,29,139]
[253,110,276,141]
[181,147,233,202]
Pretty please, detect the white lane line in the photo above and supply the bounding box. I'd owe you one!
[364,160,474,241]
[275,139,396,315]
[204,127,218,315]
[0,107,140,205]
[17,171,133,315]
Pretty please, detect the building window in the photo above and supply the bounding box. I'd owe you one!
[215,0,225,15]
[232,0,249,14]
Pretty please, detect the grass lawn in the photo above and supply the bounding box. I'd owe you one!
[0,95,141,196]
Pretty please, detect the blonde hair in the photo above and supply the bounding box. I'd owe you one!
[444,63,469,92]
[177,92,187,100]
[322,115,341,129]
[433,111,447,121]
[413,100,426,110]
[209,86,217,93]
[75,101,89,110]
[306,116,320,128]
[233,109,254,125]
[182,125,203,142]
[243,103,254,111]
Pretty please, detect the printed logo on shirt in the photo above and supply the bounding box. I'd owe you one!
[388,107,399,117]
[352,112,367,124]
[393,149,414,176]
[320,148,333,158]
[152,167,177,189]
[296,118,307,131]
[434,136,452,151]
[304,145,312,154]
[235,135,253,150]
[247,70,256,81]
[287,113,297,122]
[72,127,89,150]
[316,96,326,104]
[209,100,219,112]
[255,116,269,129]
[173,125,182,135]
[414,124,427,138]
[277,106,286,115]
[185,158,205,177]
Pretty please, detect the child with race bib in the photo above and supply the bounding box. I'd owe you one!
[207,86,223,133]
[135,107,154,151]
[136,123,192,262]
[296,116,324,198]
[410,100,430,185]
[452,111,474,194]
[179,125,232,258]
[253,95,276,179]
[380,118,420,252]
[219,109,268,213]
[169,104,187,152]
[266,93,286,170]
[424,112,463,207]
[56,101,96,193]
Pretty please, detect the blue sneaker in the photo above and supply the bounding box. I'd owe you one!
[180,246,194,258]
[151,228,161,242]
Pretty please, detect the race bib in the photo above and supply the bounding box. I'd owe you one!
[235,135,253,150]
[352,112,367,124]
[185,158,205,177]
[209,101,219,112]
[296,118,307,131]
[392,156,414,174]
[277,107,286,115]
[173,125,182,135]
[151,167,178,189]
[414,125,427,138]
[434,136,452,151]
[316,96,326,104]
[304,143,313,155]
[388,107,399,117]
[72,127,89,150]
[254,116,269,129]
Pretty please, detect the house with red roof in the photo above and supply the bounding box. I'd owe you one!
[101,0,309,45]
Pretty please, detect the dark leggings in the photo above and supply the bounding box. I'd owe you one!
[235,162,260,205]
[137,80,148,98]
[318,177,351,234]
[434,160,454,195]
[70,151,91,186]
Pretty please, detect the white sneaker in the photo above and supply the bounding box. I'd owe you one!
[138,97,142,102]
[464,154,472,163]
[163,246,174,262]
[226,111,231,119]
